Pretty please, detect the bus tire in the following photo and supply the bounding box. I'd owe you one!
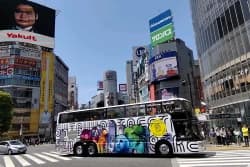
[155,140,173,156]
[73,142,85,156]
[87,143,98,156]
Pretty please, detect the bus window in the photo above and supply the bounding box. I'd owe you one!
[90,109,106,120]
[126,104,144,117]
[146,102,161,115]
[76,111,90,122]
[107,107,125,119]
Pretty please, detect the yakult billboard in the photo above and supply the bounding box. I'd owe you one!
[0,0,55,48]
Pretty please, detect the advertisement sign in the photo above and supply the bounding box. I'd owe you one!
[0,0,55,48]
[97,81,104,90]
[149,51,178,82]
[161,87,178,100]
[149,9,174,47]
[39,51,54,129]
[149,9,172,33]
[150,24,174,47]
[119,84,127,92]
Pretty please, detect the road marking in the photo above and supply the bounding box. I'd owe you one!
[14,155,31,166]
[34,153,59,162]
[23,154,45,164]
[178,159,250,164]
[3,156,15,167]
[42,152,71,160]
[180,162,250,167]
[177,156,250,162]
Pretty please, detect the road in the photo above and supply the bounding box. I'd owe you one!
[0,144,173,167]
[174,150,250,167]
[3,144,250,167]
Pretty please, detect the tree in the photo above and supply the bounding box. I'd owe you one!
[0,91,13,136]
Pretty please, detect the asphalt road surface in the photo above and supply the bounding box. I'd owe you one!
[0,144,174,167]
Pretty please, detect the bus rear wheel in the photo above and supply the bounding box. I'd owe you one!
[74,143,84,156]
[155,140,173,156]
[87,143,97,156]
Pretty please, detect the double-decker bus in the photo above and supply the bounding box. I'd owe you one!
[55,98,205,156]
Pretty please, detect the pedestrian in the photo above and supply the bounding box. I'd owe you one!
[233,128,241,146]
[220,127,227,145]
[215,127,221,145]
[241,124,249,147]
[209,128,216,144]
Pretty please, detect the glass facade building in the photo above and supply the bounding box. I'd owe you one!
[190,0,250,126]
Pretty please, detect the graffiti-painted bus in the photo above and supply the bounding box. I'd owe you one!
[55,98,205,156]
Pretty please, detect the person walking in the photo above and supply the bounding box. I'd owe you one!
[241,124,249,147]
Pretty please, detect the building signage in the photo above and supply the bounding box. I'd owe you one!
[0,30,54,48]
[149,9,174,47]
[149,51,178,82]
[0,0,56,48]
[97,81,104,90]
[150,24,174,47]
[119,84,127,92]
[135,47,147,57]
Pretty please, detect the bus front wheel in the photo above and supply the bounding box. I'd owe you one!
[74,143,84,156]
[155,140,173,156]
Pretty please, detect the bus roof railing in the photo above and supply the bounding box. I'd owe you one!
[59,97,190,115]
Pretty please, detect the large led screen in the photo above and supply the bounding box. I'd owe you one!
[149,51,178,82]
[0,0,55,48]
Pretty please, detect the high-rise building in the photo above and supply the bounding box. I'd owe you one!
[190,0,250,126]
[149,39,201,108]
[68,76,78,109]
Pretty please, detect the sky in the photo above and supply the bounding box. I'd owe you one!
[31,0,197,105]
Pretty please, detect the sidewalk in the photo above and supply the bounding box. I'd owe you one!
[206,143,250,151]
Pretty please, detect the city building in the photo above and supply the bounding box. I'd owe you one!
[90,70,129,108]
[53,55,69,138]
[0,42,42,137]
[190,0,250,126]
[0,0,62,139]
[68,76,78,109]
[149,39,201,108]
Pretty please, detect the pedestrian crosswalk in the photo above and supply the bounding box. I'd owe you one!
[176,150,250,167]
[0,151,77,167]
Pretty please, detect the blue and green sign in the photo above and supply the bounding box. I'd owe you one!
[149,9,174,47]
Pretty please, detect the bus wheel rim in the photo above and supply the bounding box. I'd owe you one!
[159,144,169,154]
[88,145,95,155]
[76,145,83,155]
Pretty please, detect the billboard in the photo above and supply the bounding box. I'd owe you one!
[97,81,104,90]
[149,51,178,82]
[149,9,174,47]
[0,0,55,48]
[39,51,54,130]
[119,84,127,92]
[161,87,178,100]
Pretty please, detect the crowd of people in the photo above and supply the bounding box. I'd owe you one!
[21,136,53,146]
[204,124,249,147]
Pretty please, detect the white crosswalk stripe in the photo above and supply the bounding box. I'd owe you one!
[42,152,71,160]
[177,150,250,167]
[23,154,46,165]
[3,156,15,167]
[0,151,76,167]
[14,155,31,166]
[33,153,59,162]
